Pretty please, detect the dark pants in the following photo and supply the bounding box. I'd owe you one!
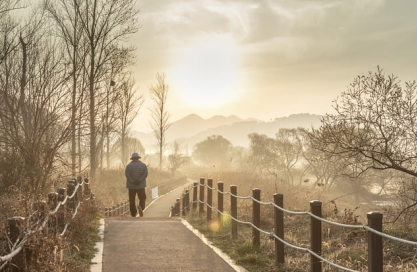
[128,188,146,217]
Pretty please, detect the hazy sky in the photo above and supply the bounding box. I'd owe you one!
[130,0,417,128]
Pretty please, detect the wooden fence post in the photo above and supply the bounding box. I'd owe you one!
[48,192,58,232]
[8,216,25,244]
[34,201,46,223]
[182,192,186,216]
[199,178,205,215]
[367,212,383,272]
[57,188,66,232]
[67,181,75,209]
[77,176,83,201]
[193,182,198,210]
[252,188,261,248]
[8,216,26,271]
[207,178,213,221]
[185,189,190,213]
[231,185,238,239]
[57,188,66,202]
[274,193,284,265]
[310,200,322,272]
[218,182,224,220]
[84,179,91,196]
[176,198,181,216]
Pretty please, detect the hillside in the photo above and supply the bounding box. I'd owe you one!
[132,113,322,151]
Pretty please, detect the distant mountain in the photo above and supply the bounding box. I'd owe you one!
[132,113,322,151]
[186,113,322,147]
[166,114,244,141]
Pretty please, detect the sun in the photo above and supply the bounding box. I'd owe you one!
[173,35,240,108]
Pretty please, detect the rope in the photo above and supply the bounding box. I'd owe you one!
[224,191,252,200]
[213,205,361,272]
[0,178,93,268]
[363,226,417,246]
[184,185,417,272]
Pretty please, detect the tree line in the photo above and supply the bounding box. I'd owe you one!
[191,68,417,223]
[0,0,142,193]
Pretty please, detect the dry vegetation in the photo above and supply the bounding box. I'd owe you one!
[0,166,188,271]
[184,170,417,272]
[0,187,100,271]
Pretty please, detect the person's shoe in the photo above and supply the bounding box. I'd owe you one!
[135,213,140,218]
[137,205,144,217]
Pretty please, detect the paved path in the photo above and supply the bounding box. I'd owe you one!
[97,186,245,272]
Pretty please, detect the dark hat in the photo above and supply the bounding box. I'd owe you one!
[130,152,141,160]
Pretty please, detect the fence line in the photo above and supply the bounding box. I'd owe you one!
[102,176,188,217]
[171,178,417,272]
[0,177,95,271]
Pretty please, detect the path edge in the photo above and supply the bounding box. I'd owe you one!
[181,219,248,272]
[90,218,105,272]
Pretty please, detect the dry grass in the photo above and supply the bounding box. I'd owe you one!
[184,170,417,272]
[0,188,100,271]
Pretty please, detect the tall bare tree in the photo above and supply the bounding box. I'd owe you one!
[0,10,73,193]
[44,0,86,177]
[149,73,171,170]
[74,0,139,182]
[116,77,143,166]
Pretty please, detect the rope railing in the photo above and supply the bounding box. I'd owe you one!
[102,176,189,218]
[172,178,417,272]
[0,177,96,271]
[248,191,417,247]
[101,201,130,217]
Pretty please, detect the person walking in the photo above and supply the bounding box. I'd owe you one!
[125,152,148,217]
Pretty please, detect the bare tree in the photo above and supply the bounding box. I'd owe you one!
[168,140,189,176]
[248,133,279,175]
[98,52,137,170]
[44,0,86,177]
[311,67,417,179]
[310,67,417,220]
[110,136,145,167]
[0,10,73,193]
[0,0,24,15]
[295,128,348,189]
[115,77,143,166]
[0,8,20,65]
[275,129,303,185]
[149,73,171,170]
[74,0,139,182]
[247,129,303,184]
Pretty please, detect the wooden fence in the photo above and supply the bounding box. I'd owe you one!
[0,177,96,271]
[102,176,188,217]
[171,178,417,272]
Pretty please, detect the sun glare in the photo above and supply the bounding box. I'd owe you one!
[173,35,240,108]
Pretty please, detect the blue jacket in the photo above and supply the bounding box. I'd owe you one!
[125,160,148,189]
